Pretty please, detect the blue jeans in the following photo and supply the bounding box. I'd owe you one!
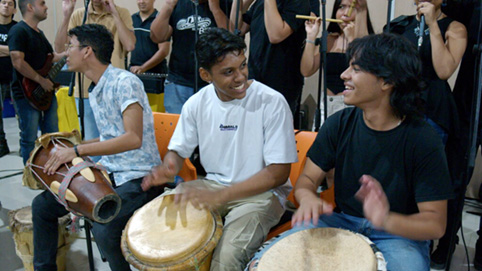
[32,178,160,271]
[75,98,100,162]
[250,212,430,271]
[13,96,58,164]
[0,83,10,142]
[163,80,194,114]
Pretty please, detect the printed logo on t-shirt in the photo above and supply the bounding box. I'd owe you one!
[0,33,8,43]
[219,124,238,131]
[176,15,212,34]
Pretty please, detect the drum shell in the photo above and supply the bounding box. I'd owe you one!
[121,194,223,271]
[8,206,71,271]
[29,138,121,223]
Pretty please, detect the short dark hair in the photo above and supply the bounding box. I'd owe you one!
[327,0,375,35]
[68,24,113,65]
[196,27,246,71]
[18,0,32,15]
[346,33,424,118]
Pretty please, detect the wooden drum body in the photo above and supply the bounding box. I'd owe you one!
[121,194,223,271]
[9,206,71,271]
[256,228,387,271]
[26,131,121,223]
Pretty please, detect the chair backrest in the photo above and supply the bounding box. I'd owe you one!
[152,112,197,181]
[287,130,318,206]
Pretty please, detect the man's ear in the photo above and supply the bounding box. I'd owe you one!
[199,67,212,83]
[381,80,393,92]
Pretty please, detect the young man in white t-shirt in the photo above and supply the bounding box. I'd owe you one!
[142,27,298,271]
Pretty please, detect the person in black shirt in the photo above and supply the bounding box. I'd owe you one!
[250,33,454,271]
[150,0,233,114]
[130,0,169,75]
[7,0,64,164]
[237,0,310,118]
[0,0,16,157]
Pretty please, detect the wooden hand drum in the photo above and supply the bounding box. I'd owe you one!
[26,131,121,223]
[121,194,223,271]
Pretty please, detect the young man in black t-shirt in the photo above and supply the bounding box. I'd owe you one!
[7,0,64,164]
[150,0,233,114]
[0,0,16,157]
[250,34,454,271]
[130,0,169,75]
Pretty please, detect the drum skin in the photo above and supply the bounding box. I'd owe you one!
[121,194,223,271]
[29,133,121,223]
[257,228,378,271]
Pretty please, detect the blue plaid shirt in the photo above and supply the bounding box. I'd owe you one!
[89,65,161,186]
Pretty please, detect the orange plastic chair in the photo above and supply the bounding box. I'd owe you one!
[266,130,336,240]
[152,112,197,181]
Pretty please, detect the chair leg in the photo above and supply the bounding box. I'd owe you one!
[84,220,96,271]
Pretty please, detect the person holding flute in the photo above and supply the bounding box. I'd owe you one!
[300,0,374,126]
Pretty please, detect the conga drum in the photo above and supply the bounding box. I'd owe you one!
[254,228,386,271]
[25,131,121,223]
[121,194,223,271]
[9,206,71,271]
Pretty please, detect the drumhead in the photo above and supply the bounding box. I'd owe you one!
[124,194,222,266]
[13,206,33,227]
[257,228,381,271]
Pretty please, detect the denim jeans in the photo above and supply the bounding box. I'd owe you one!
[32,178,160,271]
[250,212,430,271]
[163,80,194,114]
[0,83,10,142]
[13,96,58,164]
[75,97,100,162]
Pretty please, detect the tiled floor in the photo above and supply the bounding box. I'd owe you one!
[0,116,480,271]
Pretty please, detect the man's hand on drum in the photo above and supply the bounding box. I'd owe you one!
[291,194,333,227]
[43,146,76,175]
[141,159,177,191]
[355,175,390,229]
[175,187,226,211]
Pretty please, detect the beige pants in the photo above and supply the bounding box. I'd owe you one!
[164,179,285,271]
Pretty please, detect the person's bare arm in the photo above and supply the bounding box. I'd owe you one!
[10,51,54,91]
[55,0,77,52]
[264,0,293,44]
[150,0,176,43]
[44,103,144,175]
[130,41,170,74]
[105,0,136,52]
[0,45,10,56]
[356,175,447,240]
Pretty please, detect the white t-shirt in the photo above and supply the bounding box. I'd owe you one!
[168,80,298,203]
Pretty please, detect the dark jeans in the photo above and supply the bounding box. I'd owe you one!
[32,177,159,271]
[0,83,10,142]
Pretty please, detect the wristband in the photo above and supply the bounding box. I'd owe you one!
[74,145,80,157]
[306,39,316,45]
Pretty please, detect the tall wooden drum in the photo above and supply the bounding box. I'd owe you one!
[254,228,387,271]
[9,206,71,271]
[121,194,223,271]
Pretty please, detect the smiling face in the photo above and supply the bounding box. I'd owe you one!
[137,0,155,14]
[341,60,390,109]
[199,51,250,102]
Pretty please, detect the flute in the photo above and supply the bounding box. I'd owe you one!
[295,15,343,23]
[347,0,357,17]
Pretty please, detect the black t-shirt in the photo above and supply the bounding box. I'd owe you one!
[0,20,17,84]
[308,107,454,218]
[131,10,168,74]
[243,0,309,102]
[7,21,53,100]
[168,0,231,88]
